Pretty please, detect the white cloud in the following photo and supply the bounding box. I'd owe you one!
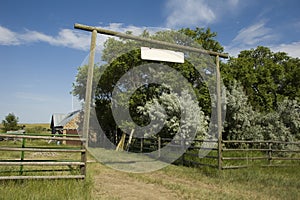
[225,20,280,57]
[52,29,91,50]
[164,0,240,28]
[0,24,168,51]
[232,20,277,46]
[0,26,20,45]
[20,29,91,50]
[165,0,215,28]
[271,41,300,58]
[0,25,91,50]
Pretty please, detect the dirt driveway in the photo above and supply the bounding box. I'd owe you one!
[91,163,179,200]
[89,162,262,200]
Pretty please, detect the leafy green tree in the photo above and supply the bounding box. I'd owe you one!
[2,113,19,132]
[180,27,224,53]
[221,46,300,112]
[72,64,101,100]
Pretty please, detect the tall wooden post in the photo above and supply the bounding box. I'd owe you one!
[82,29,97,147]
[216,55,223,170]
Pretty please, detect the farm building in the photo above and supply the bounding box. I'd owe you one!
[50,110,81,145]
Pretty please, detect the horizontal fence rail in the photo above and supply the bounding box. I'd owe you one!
[117,136,220,168]
[1,134,84,141]
[221,140,300,169]
[0,132,86,180]
[116,135,300,170]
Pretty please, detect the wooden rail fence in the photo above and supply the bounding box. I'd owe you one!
[0,132,86,180]
[221,140,300,169]
[124,136,300,169]
[2,131,299,176]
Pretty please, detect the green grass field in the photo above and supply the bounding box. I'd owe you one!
[0,152,299,199]
[0,162,299,200]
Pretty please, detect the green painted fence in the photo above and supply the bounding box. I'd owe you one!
[0,132,86,180]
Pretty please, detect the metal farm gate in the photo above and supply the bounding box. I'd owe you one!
[0,132,86,180]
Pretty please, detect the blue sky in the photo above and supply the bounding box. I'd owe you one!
[0,0,300,123]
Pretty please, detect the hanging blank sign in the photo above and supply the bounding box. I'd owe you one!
[141,47,184,63]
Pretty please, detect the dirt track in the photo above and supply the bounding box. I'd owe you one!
[89,163,263,200]
[91,163,179,200]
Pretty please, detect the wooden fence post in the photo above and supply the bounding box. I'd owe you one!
[158,137,161,158]
[19,135,26,175]
[216,55,223,170]
[268,141,272,165]
[182,138,186,165]
[80,141,87,177]
[140,138,143,152]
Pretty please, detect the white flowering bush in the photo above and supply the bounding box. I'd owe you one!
[137,89,208,143]
[225,80,300,150]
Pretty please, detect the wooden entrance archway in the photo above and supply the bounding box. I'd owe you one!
[74,23,228,170]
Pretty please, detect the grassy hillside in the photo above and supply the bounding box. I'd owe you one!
[0,123,50,133]
[20,123,50,129]
[21,123,50,134]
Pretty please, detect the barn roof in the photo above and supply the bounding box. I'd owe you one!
[57,110,80,127]
[50,113,67,128]
[50,110,81,130]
